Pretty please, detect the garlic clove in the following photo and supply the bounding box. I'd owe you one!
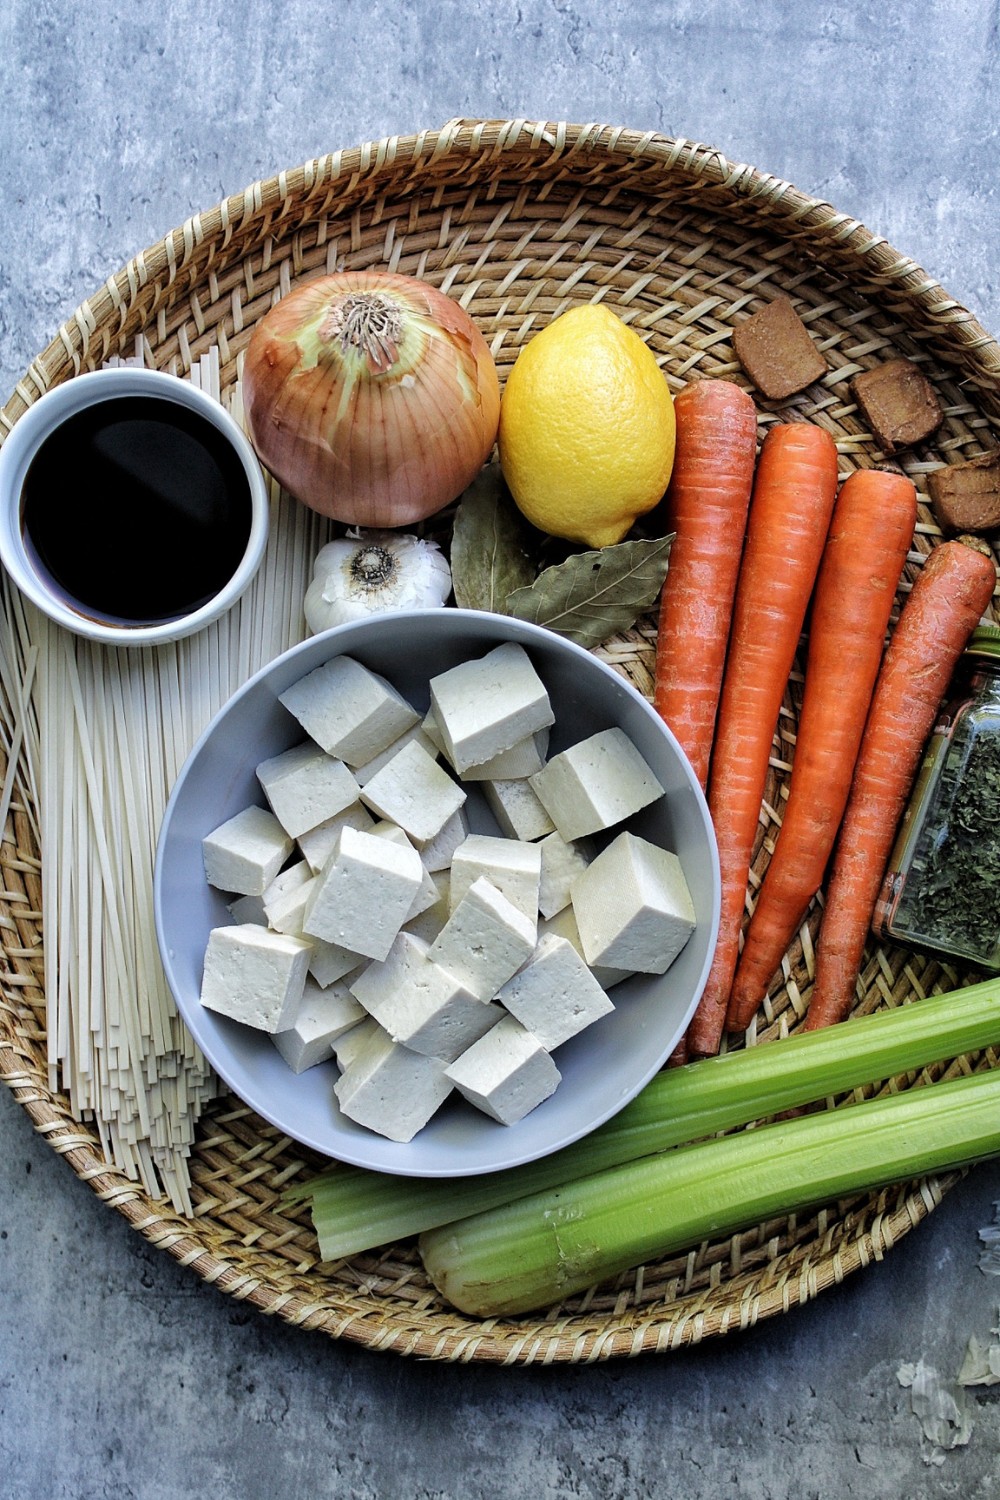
[304,529,452,634]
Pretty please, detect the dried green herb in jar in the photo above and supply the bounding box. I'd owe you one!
[874,623,1000,971]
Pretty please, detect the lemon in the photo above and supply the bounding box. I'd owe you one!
[497,304,675,548]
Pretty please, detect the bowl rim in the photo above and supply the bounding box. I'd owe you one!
[153,608,722,1177]
[0,366,270,647]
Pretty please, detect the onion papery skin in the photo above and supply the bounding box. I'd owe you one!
[242,271,501,527]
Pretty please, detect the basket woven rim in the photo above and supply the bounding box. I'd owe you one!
[0,117,996,1364]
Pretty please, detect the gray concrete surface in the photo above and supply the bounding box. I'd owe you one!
[2,2,1000,1496]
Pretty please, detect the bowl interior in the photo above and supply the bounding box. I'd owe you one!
[155,610,720,1177]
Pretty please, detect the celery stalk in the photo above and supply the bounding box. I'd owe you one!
[294,977,1000,1260]
[419,1066,1000,1317]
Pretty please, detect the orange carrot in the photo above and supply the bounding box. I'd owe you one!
[654,380,758,789]
[803,540,997,1032]
[686,421,839,1058]
[725,468,917,1032]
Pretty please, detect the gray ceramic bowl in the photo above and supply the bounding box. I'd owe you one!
[154,610,720,1177]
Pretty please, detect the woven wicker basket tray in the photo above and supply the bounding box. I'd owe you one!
[2,119,999,1365]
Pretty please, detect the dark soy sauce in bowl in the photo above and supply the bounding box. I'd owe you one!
[20,395,254,625]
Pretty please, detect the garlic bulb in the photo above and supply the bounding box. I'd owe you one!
[304,529,452,633]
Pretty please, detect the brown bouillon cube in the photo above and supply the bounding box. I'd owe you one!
[928,449,1000,534]
[731,297,827,400]
[850,358,943,455]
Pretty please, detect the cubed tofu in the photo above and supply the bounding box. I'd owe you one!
[428,877,537,1000]
[403,868,451,944]
[481,775,556,842]
[418,806,470,874]
[539,905,635,990]
[261,859,313,932]
[425,706,549,780]
[368,820,445,923]
[350,931,501,1062]
[360,738,467,846]
[448,834,541,921]
[461,727,550,781]
[428,643,554,773]
[537,831,594,919]
[335,1028,453,1142]
[571,831,696,975]
[297,802,376,873]
[352,724,439,786]
[529,728,664,840]
[331,1014,382,1072]
[308,938,366,989]
[302,824,424,960]
[272,975,365,1073]
[263,871,317,937]
[445,1014,561,1125]
[202,805,294,896]
[256,741,360,839]
[278,655,420,766]
[227,893,265,925]
[495,933,613,1050]
[199,922,311,1032]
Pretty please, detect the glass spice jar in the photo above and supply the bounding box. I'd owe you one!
[873,622,1000,971]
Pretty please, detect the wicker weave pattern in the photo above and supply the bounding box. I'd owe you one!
[1,119,998,1364]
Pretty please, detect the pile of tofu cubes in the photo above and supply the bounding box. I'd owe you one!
[198,642,697,1142]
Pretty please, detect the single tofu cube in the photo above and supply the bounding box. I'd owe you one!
[353,723,439,786]
[278,655,420,766]
[332,1014,382,1072]
[448,834,541,921]
[368,820,444,923]
[571,831,696,975]
[228,893,265,925]
[426,704,548,778]
[309,938,366,989]
[496,933,613,1051]
[335,1028,453,1142]
[445,1014,561,1125]
[256,741,361,839]
[540,905,635,990]
[537,831,594,919]
[297,802,375,873]
[360,738,467,845]
[457,727,550,781]
[350,931,501,1062]
[428,877,537,1000]
[482,775,556,842]
[272,975,365,1073]
[202,805,294,896]
[529,728,664,841]
[428,642,554,773]
[418,806,470,874]
[261,859,313,929]
[199,923,311,1032]
[264,872,317,937]
[404,869,451,944]
[302,824,423,960]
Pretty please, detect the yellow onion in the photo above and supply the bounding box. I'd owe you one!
[242,271,500,527]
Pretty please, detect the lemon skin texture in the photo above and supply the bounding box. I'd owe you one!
[498,305,676,548]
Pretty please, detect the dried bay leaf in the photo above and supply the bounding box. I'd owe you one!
[504,534,673,649]
[450,465,536,612]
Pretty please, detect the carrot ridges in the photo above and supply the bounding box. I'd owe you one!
[725,467,918,1033]
[685,421,840,1058]
[804,540,997,1032]
[654,379,758,790]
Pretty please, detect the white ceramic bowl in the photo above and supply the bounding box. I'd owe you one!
[154,610,721,1177]
[0,367,269,647]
